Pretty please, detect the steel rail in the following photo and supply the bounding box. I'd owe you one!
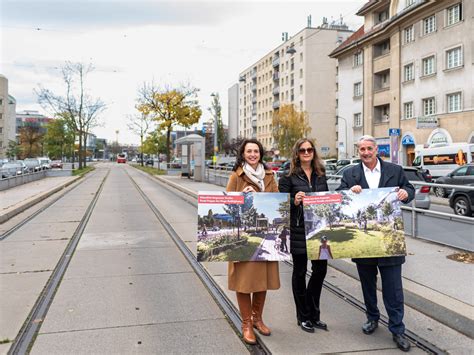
[140,170,448,355]
[0,169,99,241]
[125,169,271,355]
[8,169,110,355]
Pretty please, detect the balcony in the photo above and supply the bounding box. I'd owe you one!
[272,57,280,67]
[373,69,390,92]
[252,107,257,116]
[251,96,257,104]
[373,104,390,124]
[251,83,257,92]
[251,119,257,128]
[273,100,280,109]
[251,69,257,80]
[273,72,280,81]
[272,86,280,95]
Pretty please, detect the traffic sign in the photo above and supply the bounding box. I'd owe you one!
[389,128,401,136]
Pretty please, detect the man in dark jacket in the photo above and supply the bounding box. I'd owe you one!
[337,135,415,352]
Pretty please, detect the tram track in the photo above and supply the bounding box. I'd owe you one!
[133,168,447,355]
[125,169,271,354]
[1,168,101,242]
[7,169,110,355]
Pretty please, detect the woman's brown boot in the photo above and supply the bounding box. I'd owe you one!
[236,292,257,344]
[252,291,271,336]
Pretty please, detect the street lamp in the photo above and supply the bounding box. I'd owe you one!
[337,115,348,158]
[210,93,218,165]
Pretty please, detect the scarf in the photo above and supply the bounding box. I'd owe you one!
[242,163,266,192]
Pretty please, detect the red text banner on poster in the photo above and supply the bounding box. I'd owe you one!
[198,195,244,204]
[303,194,342,205]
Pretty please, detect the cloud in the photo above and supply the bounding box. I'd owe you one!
[1,0,247,29]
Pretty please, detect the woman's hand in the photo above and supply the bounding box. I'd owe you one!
[294,191,305,206]
[243,186,256,193]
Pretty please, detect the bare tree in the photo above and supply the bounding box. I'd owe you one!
[127,113,152,166]
[36,62,106,169]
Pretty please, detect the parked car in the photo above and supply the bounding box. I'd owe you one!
[37,157,51,170]
[50,160,63,169]
[276,161,291,179]
[325,164,337,175]
[402,166,431,209]
[266,161,284,172]
[145,159,154,166]
[336,158,361,168]
[324,159,338,165]
[1,162,24,178]
[327,163,358,190]
[24,158,42,172]
[433,164,474,197]
[449,189,474,217]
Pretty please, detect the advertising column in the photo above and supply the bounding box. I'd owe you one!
[389,128,401,165]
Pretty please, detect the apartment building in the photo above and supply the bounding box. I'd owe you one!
[330,0,473,164]
[238,24,353,156]
[0,75,17,158]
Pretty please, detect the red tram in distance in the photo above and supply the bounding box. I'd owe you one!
[117,153,127,164]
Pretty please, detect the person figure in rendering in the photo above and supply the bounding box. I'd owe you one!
[226,139,280,344]
[318,236,333,260]
[337,135,415,352]
[201,224,207,237]
[279,226,289,253]
[278,138,329,333]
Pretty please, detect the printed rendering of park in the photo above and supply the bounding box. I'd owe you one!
[303,187,407,260]
[197,191,291,262]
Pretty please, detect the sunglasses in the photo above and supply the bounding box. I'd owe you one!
[298,147,314,154]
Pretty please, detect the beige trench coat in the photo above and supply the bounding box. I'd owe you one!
[226,166,280,293]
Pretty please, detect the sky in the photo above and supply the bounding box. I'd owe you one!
[1,0,365,145]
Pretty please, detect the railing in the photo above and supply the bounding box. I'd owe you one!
[0,170,47,191]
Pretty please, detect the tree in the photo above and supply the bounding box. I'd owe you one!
[36,62,106,169]
[136,82,202,162]
[366,204,377,221]
[277,199,290,225]
[127,113,152,166]
[223,137,245,156]
[382,201,394,222]
[6,140,20,160]
[18,124,44,158]
[142,131,167,157]
[272,104,311,158]
[43,118,75,159]
[208,93,225,152]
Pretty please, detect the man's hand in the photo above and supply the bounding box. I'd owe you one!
[243,186,256,193]
[397,188,408,201]
[294,191,306,206]
[350,185,362,194]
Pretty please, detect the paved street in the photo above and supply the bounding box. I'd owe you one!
[1,164,473,354]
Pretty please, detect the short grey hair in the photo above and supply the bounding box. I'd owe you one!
[357,135,377,148]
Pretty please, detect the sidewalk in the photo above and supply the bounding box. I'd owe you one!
[156,175,474,339]
[0,176,79,224]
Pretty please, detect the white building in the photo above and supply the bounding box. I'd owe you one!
[0,75,17,158]
[227,83,239,141]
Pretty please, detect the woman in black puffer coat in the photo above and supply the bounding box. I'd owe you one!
[278,138,329,333]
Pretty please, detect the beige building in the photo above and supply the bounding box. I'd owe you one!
[0,75,17,159]
[238,23,353,156]
[330,0,473,165]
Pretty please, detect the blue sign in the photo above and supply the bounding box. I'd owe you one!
[202,126,206,134]
[389,128,401,136]
[402,135,415,145]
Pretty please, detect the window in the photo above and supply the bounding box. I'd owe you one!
[447,92,461,112]
[354,82,362,97]
[375,9,389,24]
[354,113,362,127]
[300,53,303,62]
[299,69,303,78]
[423,15,436,35]
[404,63,414,81]
[446,46,462,69]
[406,0,415,7]
[300,85,303,95]
[404,25,414,43]
[422,56,435,76]
[422,97,436,116]
[403,102,414,119]
[353,52,363,66]
[0,127,2,134]
[447,3,462,26]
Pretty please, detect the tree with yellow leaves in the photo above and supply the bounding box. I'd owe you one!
[136,83,202,162]
[272,104,312,158]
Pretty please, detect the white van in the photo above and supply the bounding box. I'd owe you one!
[412,143,474,178]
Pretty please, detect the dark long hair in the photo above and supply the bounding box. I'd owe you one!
[233,138,267,171]
[288,138,325,176]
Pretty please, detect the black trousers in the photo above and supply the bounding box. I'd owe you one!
[357,263,405,335]
[292,253,327,322]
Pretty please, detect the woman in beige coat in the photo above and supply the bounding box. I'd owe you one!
[226,138,280,344]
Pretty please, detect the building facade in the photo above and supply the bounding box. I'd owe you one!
[238,24,353,156]
[0,75,17,158]
[331,0,473,164]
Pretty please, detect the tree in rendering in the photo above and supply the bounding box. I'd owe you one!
[36,62,106,169]
[136,82,201,162]
[272,104,311,158]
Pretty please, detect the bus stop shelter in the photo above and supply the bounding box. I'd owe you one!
[175,134,205,182]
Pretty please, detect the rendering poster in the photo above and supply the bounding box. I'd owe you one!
[197,191,291,262]
[303,187,406,260]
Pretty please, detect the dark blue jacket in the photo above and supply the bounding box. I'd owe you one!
[336,158,415,266]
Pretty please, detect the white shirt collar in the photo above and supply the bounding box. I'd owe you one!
[363,159,381,173]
